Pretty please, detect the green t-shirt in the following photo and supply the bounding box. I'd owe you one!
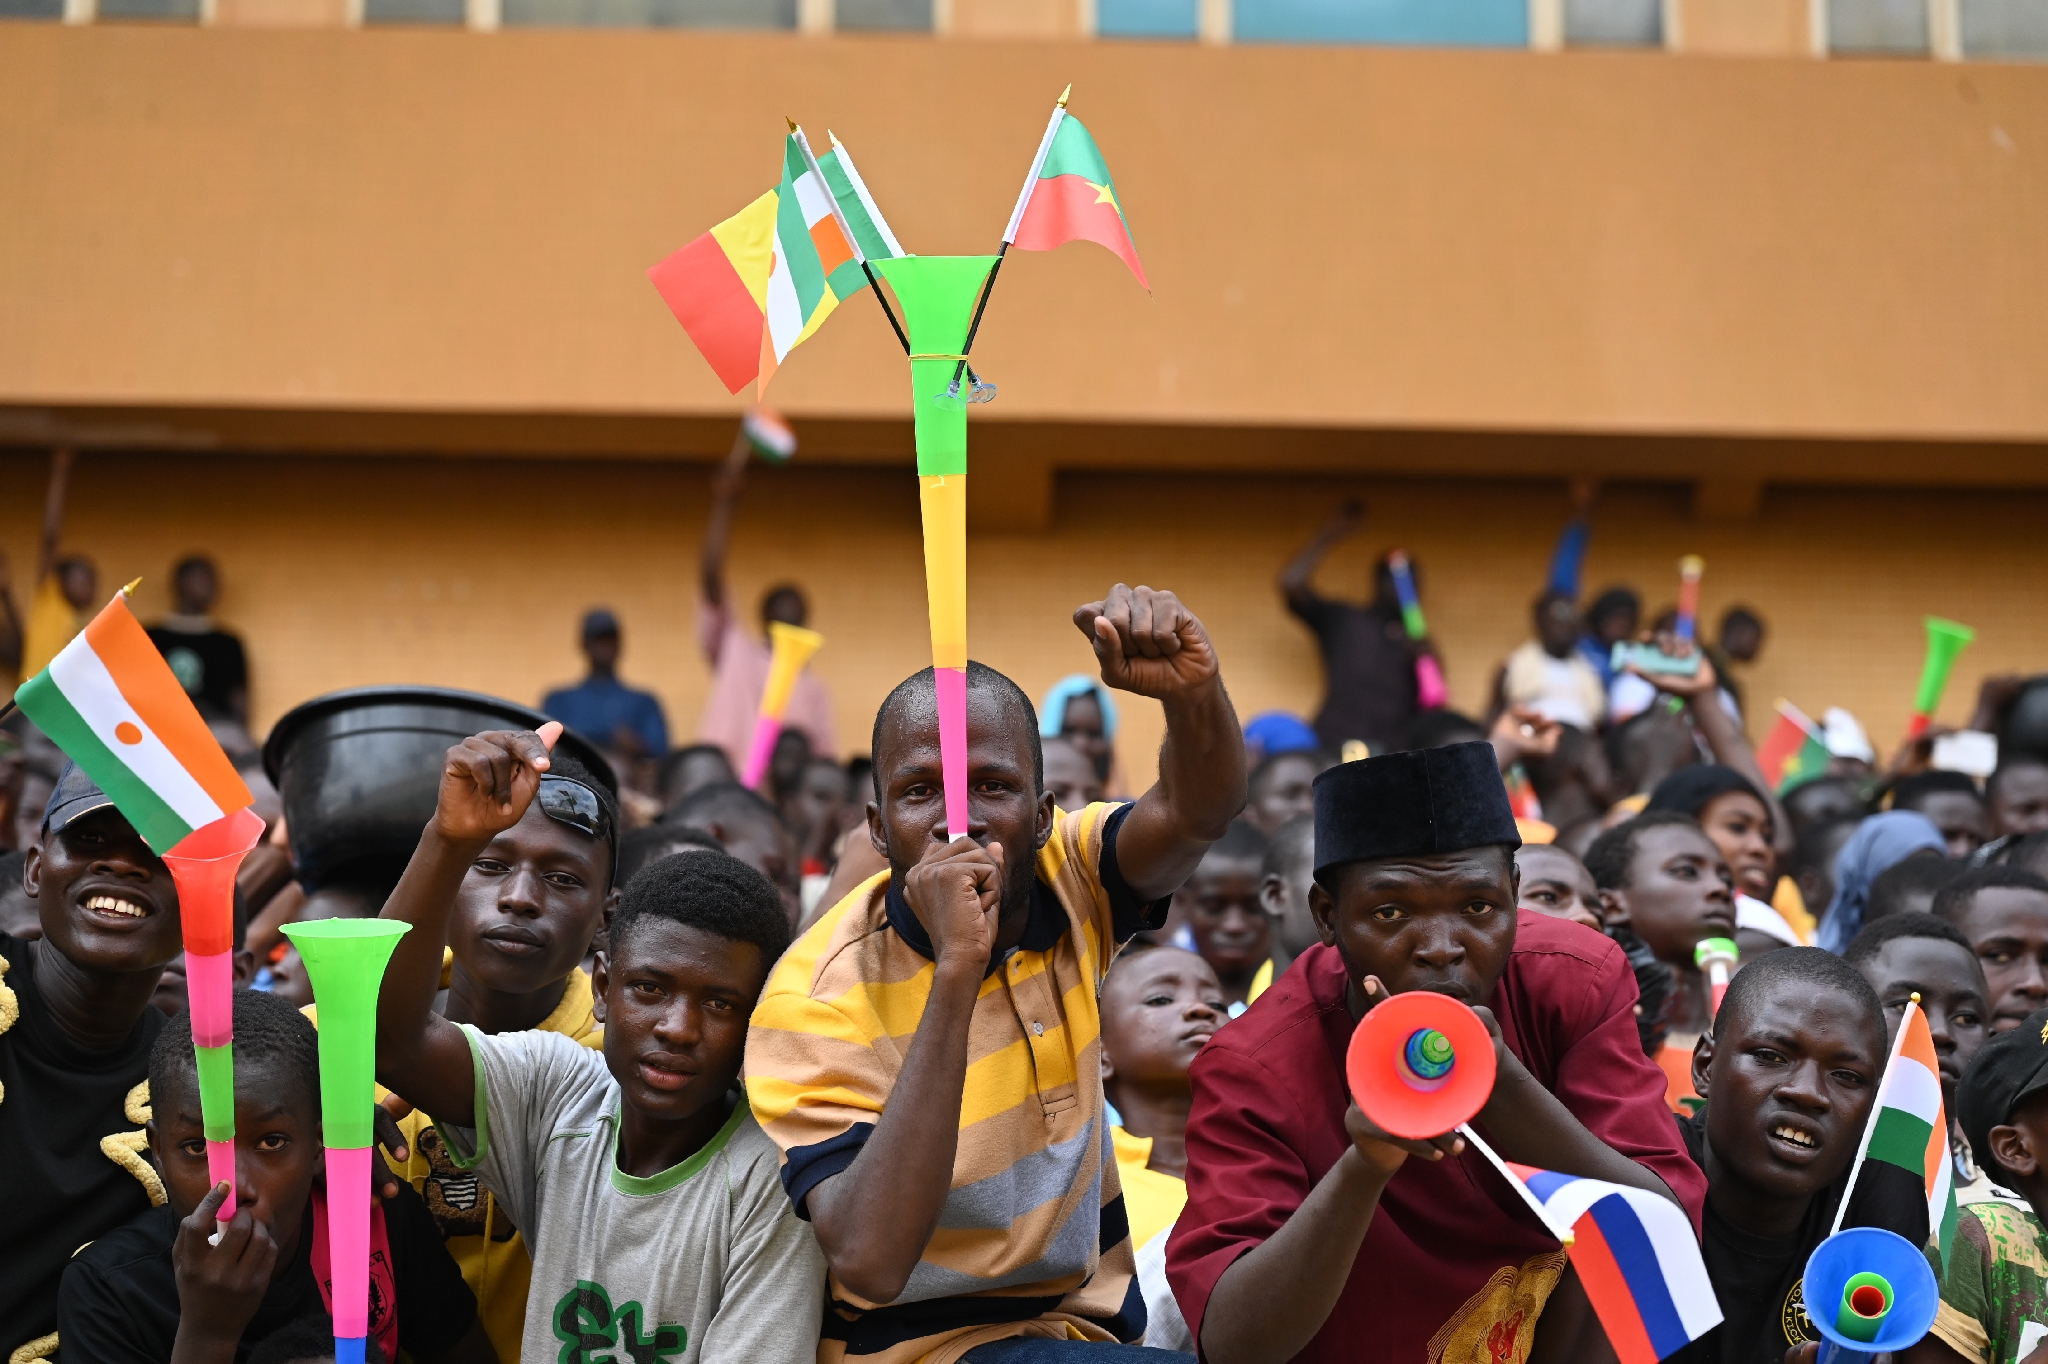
[1930,1199,2048,1364]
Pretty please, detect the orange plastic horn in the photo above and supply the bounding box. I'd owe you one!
[1345,990,1498,1140]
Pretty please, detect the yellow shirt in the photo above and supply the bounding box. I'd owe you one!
[20,576,85,681]
[1772,875,1816,944]
[1247,957,1274,1006]
[309,953,603,1364]
[1110,1125,1188,1252]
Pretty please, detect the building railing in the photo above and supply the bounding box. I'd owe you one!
[5,0,2043,63]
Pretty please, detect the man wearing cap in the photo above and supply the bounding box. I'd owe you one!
[542,608,671,765]
[1,765,185,1361]
[1168,742,1704,1364]
[1924,1007,2048,1364]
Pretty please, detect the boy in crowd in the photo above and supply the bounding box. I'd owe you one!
[665,780,800,927]
[1586,811,1739,1109]
[1916,1009,2048,1364]
[1043,735,1106,815]
[341,747,619,1361]
[1669,948,1924,1364]
[1259,814,1317,969]
[1989,756,2048,839]
[1244,750,1323,837]
[1894,771,1991,861]
[1936,867,2048,1036]
[1171,744,1701,1364]
[1175,820,1273,1014]
[1100,943,1228,1353]
[373,723,825,1363]
[1867,856,1965,925]
[1515,841,1604,932]
[3,766,186,1362]
[1847,914,1990,1124]
[58,991,491,1363]
[748,585,1247,1364]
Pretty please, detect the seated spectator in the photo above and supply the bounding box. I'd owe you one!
[1042,736,1106,814]
[0,848,37,939]
[1929,1010,2048,1364]
[1497,590,1607,731]
[1587,810,1737,1112]
[542,609,670,773]
[1894,770,1991,860]
[1936,867,2048,1036]
[1817,810,1949,954]
[747,585,1246,1364]
[1703,605,1766,721]
[658,743,737,812]
[1666,949,1922,1364]
[1100,944,1226,1353]
[1784,777,1869,837]
[1278,501,1426,756]
[1846,914,1989,1130]
[146,555,250,726]
[1040,673,1121,792]
[1579,586,1641,695]
[617,823,722,888]
[784,754,851,917]
[1244,749,1326,837]
[57,991,490,1363]
[1171,743,1702,1364]
[1174,821,1272,1014]
[1648,764,1801,945]
[373,727,823,1361]
[1988,755,2048,838]
[1867,855,1966,924]
[320,746,617,1361]
[1514,842,1603,932]
[1788,817,1860,935]
[1258,815,1317,971]
[3,766,186,1362]
[665,780,799,929]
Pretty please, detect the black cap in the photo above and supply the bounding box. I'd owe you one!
[581,608,620,639]
[1959,1006,2048,1181]
[1311,741,1521,881]
[42,762,117,838]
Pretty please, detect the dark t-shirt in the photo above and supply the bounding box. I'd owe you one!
[0,933,166,1360]
[1670,1108,1928,1364]
[58,1180,477,1363]
[1285,592,1418,753]
[146,623,248,721]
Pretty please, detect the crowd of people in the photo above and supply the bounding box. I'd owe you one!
[8,483,2048,1364]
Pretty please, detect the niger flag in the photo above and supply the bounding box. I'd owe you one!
[1004,106,1148,291]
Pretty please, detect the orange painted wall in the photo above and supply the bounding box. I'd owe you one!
[1,25,2045,447]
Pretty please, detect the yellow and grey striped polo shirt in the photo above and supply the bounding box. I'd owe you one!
[746,802,1164,1364]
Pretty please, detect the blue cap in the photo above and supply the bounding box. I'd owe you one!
[1244,711,1320,760]
[581,608,620,639]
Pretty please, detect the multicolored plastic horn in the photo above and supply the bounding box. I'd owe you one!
[739,622,825,790]
[1802,1227,1938,1363]
[873,255,999,840]
[161,805,267,1232]
[1345,990,1497,1139]
[1385,550,1448,711]
[1907,617,1976,739]
[1675,556,1704,643]
[280,919,411,1364]
[1694,937,1739,1018]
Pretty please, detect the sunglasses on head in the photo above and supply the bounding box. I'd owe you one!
[536,775,617,881]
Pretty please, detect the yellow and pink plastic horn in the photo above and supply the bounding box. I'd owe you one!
[740,622,825,790]
[280,918,410,1364]
[160,806,267,1234]
[874,254,998,839]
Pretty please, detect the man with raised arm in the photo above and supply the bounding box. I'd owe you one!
[745,585,1247,1364]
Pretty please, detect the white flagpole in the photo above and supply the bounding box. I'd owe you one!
[1001,84,1070,245]
[1458,1123,1577,1245]
[1830,994,1920,1236]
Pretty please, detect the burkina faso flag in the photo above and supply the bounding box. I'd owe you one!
[1004,107,1149,291]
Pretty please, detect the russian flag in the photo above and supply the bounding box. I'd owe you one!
[1507,1164,1722,1364]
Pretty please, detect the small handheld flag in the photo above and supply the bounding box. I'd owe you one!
[1498,1163,1723,1363]
[742,405,797,462]
[1756,700,1830,794]
[12,586,253,853]
[1830,997,1959,1270]
[741,623,825,790]
[1003,87,1149,291]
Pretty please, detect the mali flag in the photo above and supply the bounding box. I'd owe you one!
[1004,104,1149,291]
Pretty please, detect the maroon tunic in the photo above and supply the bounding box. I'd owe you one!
[1167,912,1706,1364]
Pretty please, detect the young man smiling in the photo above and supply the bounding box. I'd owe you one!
[1170,743,1701,1364]
[337,747,619,1362]
[3,765,185,1362]
[373,723,824,1364]
[746,584,1247,1364]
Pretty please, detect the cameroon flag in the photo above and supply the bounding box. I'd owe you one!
[1004,107,1149,291]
